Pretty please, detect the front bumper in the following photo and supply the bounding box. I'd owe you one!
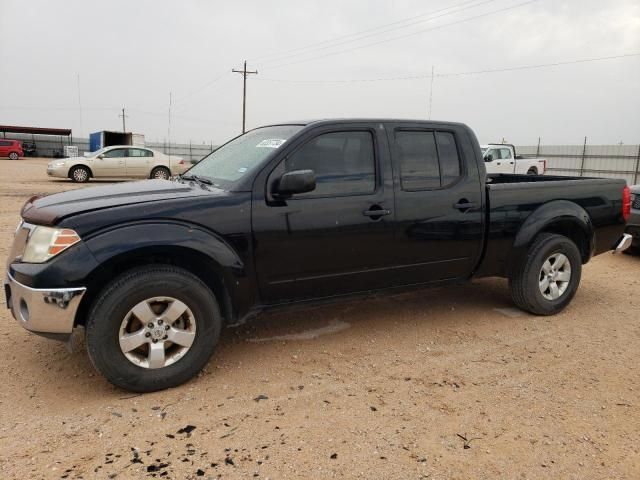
[46,164,67,178]
[4,272,85,337]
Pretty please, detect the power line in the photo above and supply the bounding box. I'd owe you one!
[256,53,640,84]
[254,0,498,66]
[173,71,231,104]
[262,0,539,71]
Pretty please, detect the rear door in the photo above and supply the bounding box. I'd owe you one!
[252,124,397,303]
[126,148,154,177]
[387,123,484,284]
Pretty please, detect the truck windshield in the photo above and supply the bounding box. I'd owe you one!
[187,125,303,187]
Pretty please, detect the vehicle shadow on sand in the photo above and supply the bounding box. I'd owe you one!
[8,277,520,399]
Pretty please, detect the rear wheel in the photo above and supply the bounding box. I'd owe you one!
[527,167,538,175]
[85,265,222,392]
[151,166,171,180]
[70,166,90,183]
[509,233,582,315]
[8,152,19,160]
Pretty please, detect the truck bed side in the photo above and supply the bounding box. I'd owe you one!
[475,174,627,278]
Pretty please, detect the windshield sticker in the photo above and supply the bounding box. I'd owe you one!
[256,139,286,149]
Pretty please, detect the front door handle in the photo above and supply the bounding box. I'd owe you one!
[454,201,477,211]
[363,207,391,218]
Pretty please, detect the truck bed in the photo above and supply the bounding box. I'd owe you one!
[477,174,627,278]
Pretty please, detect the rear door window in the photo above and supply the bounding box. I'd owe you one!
[396,130,463,190]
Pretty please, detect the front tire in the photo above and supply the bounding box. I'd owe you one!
[70,166,91,183]
[509,233,582,315]
[85,265,222,392]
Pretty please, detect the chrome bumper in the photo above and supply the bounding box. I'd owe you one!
[613,233,633,254]
[4,272,86,335]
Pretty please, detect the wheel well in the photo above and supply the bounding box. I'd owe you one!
[527,167,538,174]
[68,164,92,178]
[539,220,590,263]
[74,247,232,327]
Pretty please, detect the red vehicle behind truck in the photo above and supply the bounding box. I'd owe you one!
[0,140,24,160]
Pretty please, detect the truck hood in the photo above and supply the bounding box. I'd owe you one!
[21,179,220,226]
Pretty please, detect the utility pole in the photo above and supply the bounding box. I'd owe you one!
[119,108,128,132]
[232,60,258,133]
[428,65,435,120]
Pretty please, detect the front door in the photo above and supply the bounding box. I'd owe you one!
[252,125,396,304]
[387,123,484,284]
[94,147,126,177]
[484,147,512,173]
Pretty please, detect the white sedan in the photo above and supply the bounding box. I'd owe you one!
[47,146,190,183]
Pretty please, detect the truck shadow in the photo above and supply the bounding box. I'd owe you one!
[7,277,520,400]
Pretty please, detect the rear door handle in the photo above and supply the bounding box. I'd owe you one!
[454,201,476,211]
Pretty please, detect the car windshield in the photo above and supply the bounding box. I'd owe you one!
[186,125,303,186]
[481,147,488,154]
[89,147,109,157]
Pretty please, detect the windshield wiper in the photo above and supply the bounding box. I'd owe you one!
[179,174,214,186]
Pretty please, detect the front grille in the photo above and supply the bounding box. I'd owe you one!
[632,194,640,210]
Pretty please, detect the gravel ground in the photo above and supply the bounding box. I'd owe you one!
[1,158,639,479]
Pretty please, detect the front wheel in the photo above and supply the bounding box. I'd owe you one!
[509,233,582,315]
[70,166,90,183]
[86,265,222,392]
[9,152,19,160]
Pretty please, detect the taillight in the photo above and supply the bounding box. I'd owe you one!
[178,159,184,165]
[622,185,631,222]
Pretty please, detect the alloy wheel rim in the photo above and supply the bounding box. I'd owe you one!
[154,169,168,179]
[74,169,87,181]
[538,252,571,300]
[119,296,197,369]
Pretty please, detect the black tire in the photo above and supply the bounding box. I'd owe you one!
[509,233,582,315]
[527,167,538,175]
[8,152,19,160]
[85,265,222,392]
[70,165,91,183]
[150,166,171,180]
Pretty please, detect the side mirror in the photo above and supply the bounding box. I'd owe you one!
[275,169,316,196]
[97,154,104,159]
[484,154,493,162]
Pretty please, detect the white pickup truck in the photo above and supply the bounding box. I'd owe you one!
[482,144,547,175]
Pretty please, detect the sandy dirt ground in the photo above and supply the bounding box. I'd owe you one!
[0,158,639,479]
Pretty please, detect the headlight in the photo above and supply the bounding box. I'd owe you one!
[50,161,66,168]
[22,226,81,263]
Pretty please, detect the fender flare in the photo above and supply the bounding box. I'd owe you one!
[510,200,594,271]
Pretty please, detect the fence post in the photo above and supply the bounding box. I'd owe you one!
[189,140,192,162]
[579,136,587,177]
[634,144,640,185]
[536,137,540,157]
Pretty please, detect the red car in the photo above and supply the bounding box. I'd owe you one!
[0,140,24,160]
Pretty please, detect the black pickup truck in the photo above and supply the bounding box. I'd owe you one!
[5,119,633,392]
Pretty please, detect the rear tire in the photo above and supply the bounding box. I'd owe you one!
[509,233,582,315]
[527,167,538,175]
[85,265,222,392]
[9,152,19,160]
[70,166,90,183]
[151,166,171,180]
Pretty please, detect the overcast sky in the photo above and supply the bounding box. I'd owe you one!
[1,0,638,145]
